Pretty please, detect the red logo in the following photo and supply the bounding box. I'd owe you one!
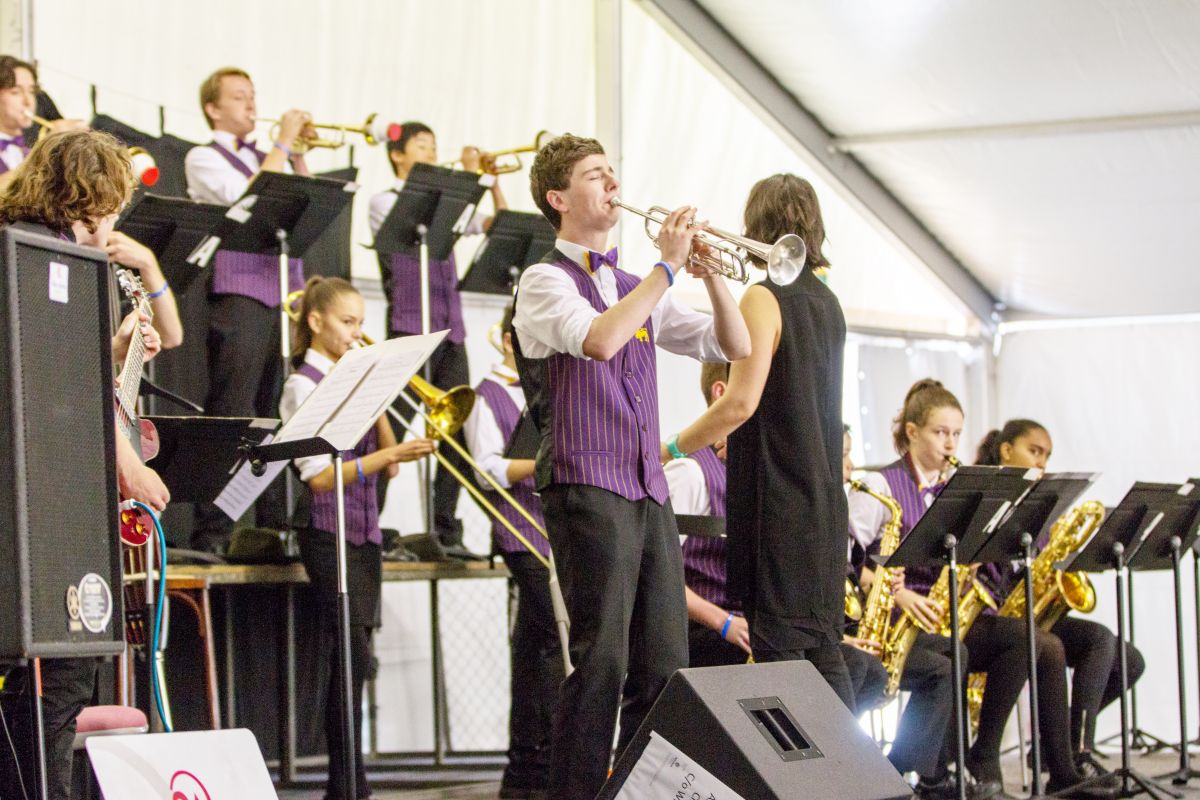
[170,770,212,800]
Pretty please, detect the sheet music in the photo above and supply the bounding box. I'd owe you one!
[615,731,745,800]
[213,433,288,521]
[316,345,434,447]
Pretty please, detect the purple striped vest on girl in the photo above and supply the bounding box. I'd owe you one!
[296,362,381,545]
[0,140,30,175]
[207,141,304,307]
[473,377,550,557]
[384,250,466,343]
[515,252,668,504]
[877,455,945,596]
[681,446,735,610]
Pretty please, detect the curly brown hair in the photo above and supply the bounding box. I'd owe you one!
[0,130,132,234]
[743,173,830,271]
[0,55,36,90]
[529,133,604,230]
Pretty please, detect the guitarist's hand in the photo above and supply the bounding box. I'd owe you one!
[115,435,170,512]
[112,310,161,365]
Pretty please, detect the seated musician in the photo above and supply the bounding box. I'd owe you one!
[462,304,559,800]
[0,55,85,190]
[367,122,508,556]
[850,379,1113,799]
[184,66,314,552]
[0,128,169,800]
[975,419,1144,779]
[281,276,434,800]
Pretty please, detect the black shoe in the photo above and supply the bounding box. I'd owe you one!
[381,542,419,562]
[915,773,1005,800]
[1045,777,1117,799]
[1074,751,1120,788]
[440,543,488,561]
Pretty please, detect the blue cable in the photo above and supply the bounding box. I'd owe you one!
[132,501,172,733]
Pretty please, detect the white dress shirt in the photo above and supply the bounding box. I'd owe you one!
[513,238,726,362]
[663,457,711,516]
[847,463,941,552]
[279,349,338,482]
[462,363,525,490]
[184,129,292,206]
[368,177,487,238]
[0,140,25,172]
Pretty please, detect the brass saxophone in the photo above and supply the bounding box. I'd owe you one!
[925,563,998,639]
[849,479,913,698]
[966,500,1103,731]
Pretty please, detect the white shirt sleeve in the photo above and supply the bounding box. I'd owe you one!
[651,292,727,362]
[847,471,891,552]
[368,189,398,238]
[279,373,333,482]
[513,264,603,359]
[184,145,250,206]
[463,396,512,490]
[664,458,711,515]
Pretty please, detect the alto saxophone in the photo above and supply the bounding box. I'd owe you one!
[966,501,1103,732]
[924,563,997,639]
[849,479,913,698]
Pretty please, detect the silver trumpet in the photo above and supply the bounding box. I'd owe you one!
[610,198,807,286]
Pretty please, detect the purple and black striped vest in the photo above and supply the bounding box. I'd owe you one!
[207,141,303,307]
[877,456,945,596]
[681,447,735,610]
[295,362,381,546]
[473,377,549,557]
[381,192,465,341]
[517,254,668,504]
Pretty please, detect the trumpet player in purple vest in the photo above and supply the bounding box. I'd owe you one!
[0,55,85,190]
[367,122,508,556]
[463,304,558,799]
[185,66,314,552]
[280,277,434,800]
[512,133,750,800]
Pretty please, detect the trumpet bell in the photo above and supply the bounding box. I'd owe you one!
[128,147,160,187]
[409,374,475,438]
[766,233,806,286]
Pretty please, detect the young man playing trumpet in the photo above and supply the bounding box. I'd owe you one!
[184,67,314,552]
[0,55,85,189]
[513,133,750,800]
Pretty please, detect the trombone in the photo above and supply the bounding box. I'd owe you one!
[610,198,808,286]
[28,114,160,186]
[259,113,401,155]
[441,130,556,175]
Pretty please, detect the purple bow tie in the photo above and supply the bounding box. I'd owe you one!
[586,247,619,271]
[0,134,25,149]
[236,138,256,152]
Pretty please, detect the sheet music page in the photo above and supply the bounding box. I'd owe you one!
[615,731,745,800]
[213,433,288,521]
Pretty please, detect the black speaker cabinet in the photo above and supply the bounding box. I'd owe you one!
[0,226,124,659]
[600,661,913,800]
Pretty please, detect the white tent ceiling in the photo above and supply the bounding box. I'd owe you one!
[663,0,1200,319]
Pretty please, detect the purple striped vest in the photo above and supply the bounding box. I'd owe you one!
[0,142,30,175]
[473,377,549,557]
[877,456,945,596]
[207,141,303,307]
[385,251,466,343]
[681,447,735,610]
[522,255,668,504]
[296,362,381,545]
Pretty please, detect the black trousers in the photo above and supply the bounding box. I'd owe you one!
[889,631,962,779]
[964,615,1076,785]
[378,337,470,544]
[2,657,99,800]
[745,606,856,713]
[500,551,564,791]
[297,529,381,800]
[193,294,288,550]
[1051,615,1145,752]
[542,485,688,800]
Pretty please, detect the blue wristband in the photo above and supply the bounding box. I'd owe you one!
[273,141,293,158]
[720,613,734,639]
[356,458,365,483]
[666,433,686,460]
[654,260,675,286]
[146,281,169,300]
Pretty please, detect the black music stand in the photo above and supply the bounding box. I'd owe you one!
[116,194,230,296]
[1057,482,1187,800]
[209,171,356,363]
[967,472,1095,798]
[144,416,276,504]
[459,209,556,295]
[880,465,1035,800]
[1127,482,1200,786]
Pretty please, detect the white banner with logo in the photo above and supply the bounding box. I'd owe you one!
[87,729,276,799]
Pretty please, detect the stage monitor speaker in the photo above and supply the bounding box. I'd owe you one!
[599,660,913,800]
[0,225,124,659]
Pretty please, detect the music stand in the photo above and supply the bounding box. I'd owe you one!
[967,472,1095,798]
[144,416,276,504]
[880,465,1035,800]
[459,209,556,295]
[209,171,357,362]
[116,194,230,296]
[1126,482,1200,787]
[242,331,445,800]
[1057,482,1187,800]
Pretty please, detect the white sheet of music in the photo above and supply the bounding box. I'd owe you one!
[615,731,745,800]
[213,433,288,521]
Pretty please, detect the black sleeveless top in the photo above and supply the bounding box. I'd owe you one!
[726,267,848,646]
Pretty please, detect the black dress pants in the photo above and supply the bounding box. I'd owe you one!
[500,550,564,792]
[378,337,470,545]
[1051,614,1145,752]
[541,485,688,800]
[889,631,962,779]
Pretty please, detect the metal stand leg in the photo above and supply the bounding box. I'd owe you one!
[333,454,358,800]
[1021,533,1049,798]
[32,659,49,800]
[946,536,967,800]
[1155,537,1200,785]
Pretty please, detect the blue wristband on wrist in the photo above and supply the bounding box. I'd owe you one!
[654,260,675,286]
[146,281,169,300]
[720,613,734,639]
[273,141,293,158]
[666,433,686,460]
[356,458,365,483]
